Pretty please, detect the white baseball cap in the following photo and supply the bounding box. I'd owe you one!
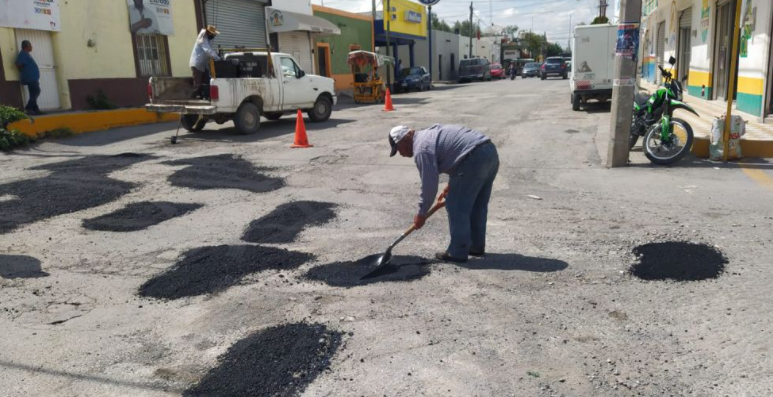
[389,125,410,157]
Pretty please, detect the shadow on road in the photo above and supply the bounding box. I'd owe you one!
[175,117,356,144]
[56,122,178,147]
[0,255,48,279]
[455,253,569,272]
[576,102,612,114]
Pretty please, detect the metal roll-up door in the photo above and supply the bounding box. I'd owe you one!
[278,31,313,73]
[680,7,693,28]
[657,21,666,84]
[206,0,267,49]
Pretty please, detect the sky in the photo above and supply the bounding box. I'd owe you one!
[311,0,620,46]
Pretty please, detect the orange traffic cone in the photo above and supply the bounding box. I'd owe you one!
[383,88,395,112]
[291,109,313,148]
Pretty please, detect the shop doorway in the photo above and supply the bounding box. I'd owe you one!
[677,7,693,85]
[713,0,739,101]
[656,21,666,85]
[316,44,331,78]
[15,29,60,110]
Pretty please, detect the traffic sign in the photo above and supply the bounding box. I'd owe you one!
[417,0,441,6]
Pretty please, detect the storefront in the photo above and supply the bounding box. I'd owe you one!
[312,5,375,91]
[374,0,427,79]
[266,5,340,74]
[204,0,269,49]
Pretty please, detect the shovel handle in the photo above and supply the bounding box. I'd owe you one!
[401,198,446,236]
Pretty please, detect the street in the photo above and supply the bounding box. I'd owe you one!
[1,77,772,396]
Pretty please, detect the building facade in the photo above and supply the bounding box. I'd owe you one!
[1,0,202,111]
[267,1,341,74]
[641,0,773,118]
[312,5,374,92]
[414,30,460,81]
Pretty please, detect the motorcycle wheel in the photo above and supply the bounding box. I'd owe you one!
[642,118,694,165]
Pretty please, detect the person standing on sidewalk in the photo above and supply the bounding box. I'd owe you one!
[389,124,500,263]
[15,40,42,115]
[189,25,221,99]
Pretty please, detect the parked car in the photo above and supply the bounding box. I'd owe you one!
[458,57,491,82]
[147,51,336,135]
[522,62,541,78]
[541,57,568,80]
[395,67,431,93]
[490,63,505,79]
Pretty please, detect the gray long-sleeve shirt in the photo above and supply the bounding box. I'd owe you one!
[190,29,221,71]
[413,124,490,216]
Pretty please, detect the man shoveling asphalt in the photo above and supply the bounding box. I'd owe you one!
[389,124,499,263]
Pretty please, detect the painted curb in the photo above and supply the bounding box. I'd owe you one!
[692,137,773,159]
[8,109,178,138]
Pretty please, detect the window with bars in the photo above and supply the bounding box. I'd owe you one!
[134,33,170,77]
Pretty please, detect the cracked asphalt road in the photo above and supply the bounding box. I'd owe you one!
[1,78,772,396]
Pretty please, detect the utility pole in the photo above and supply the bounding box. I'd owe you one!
[429,5,433,83]
[599,0,609,18]
[722,0,744,161]
[468,2,474,58]
[607,0,642,167]
[386,0,392,91]
[372,0,376,22]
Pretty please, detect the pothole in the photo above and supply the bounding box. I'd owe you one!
[139,245,313,300]
[304,255,432,288]
[630,242,727,281]
[163,154,284,193]
[242,201,338,243]
[0,154,153,234]
[82,201,203,232]
[184,323,342,397]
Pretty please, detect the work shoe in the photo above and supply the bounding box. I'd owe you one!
[469,250,485,258]
[435,251,468,263]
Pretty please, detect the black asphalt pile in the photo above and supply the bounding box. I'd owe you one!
[630,242,728,281]
[164,154,284,193]
[184,323,342,397]
[0,154,152,234]
[139,245,314,300]
[242,201,338,243]
[82,201,203,232]
[304,255,432,288]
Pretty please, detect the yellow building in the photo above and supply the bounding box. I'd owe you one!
[0,0,202,111]
[375,0,427,71]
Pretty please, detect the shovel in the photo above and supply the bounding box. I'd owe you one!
[360,196,446,280]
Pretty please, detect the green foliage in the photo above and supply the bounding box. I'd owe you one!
[453,20,481,37]
[546,43,564,57]
[520,32,545,58]
[592,16,610,25]
[431,13,452,33]
[0,105,29,129]
[86,90,118,110]
[0,128,33,151]
[503,25,519,40]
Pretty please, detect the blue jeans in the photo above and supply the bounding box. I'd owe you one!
[445,142,499,259]
[24,81,41,112]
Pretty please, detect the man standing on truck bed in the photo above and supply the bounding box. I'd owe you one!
[189,25,222,99]
[389,124,500,263]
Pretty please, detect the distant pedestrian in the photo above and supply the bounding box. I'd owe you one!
[396,59,403,73]
[15,40,42,115]
[389,124,499,263]
[189,25,222,99]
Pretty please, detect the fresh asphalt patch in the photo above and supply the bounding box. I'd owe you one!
[163,154,284,193]
[82,201,203,232]
[304,255,432,288]
[630,242,728,281]
[242,201,338,243]
[0,154,153,234]
[184,323,342,397]
[139,245,314,300]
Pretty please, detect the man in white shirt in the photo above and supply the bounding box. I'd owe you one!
[189,25,222,99]
[129,0,160,34]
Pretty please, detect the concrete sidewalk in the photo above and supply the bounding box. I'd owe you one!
[640,81,773,158]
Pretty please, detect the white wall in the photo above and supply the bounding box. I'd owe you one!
[272,0,312,15]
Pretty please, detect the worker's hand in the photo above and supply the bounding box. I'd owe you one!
[413,214,427,230]
[439,185,450,201]
[141,18,153,28]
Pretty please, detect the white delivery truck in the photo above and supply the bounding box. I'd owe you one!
[570,24,616,111]
[146,51,336,135]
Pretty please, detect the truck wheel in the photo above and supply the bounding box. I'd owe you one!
[181,115,207,132]
[234,102,261,135]
[264,112,283,121]
[572,93,581,111]
[308,96,332,122]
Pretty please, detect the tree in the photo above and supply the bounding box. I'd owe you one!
[546,42,564,57]
[520,31,545,58]
[503,25,519,40]
[431,13,452,33]
[453,20,481,37]
[591,16,609,25]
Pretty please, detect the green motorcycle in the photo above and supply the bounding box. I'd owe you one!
[630,56,699,165]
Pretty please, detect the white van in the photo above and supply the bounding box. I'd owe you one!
[570,24,616,111]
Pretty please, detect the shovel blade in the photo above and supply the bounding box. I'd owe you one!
[359,252,394,280]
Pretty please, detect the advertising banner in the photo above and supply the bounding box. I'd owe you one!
[127,0,174,36]
[0,0,61,32]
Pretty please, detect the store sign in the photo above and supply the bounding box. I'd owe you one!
[503,50,519,60]
[405,10,422,23]
[417,0,441,5]
[269,9,284,27]
[127,0,174,36]
[0,0,61,32]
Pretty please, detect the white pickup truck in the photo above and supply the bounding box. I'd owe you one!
[146,51,336,135]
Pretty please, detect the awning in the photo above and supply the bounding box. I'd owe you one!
[266,7,340,36]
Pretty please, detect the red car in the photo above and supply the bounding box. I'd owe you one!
[490,63,505,79]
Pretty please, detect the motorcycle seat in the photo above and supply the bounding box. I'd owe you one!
[635,92,650,106]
